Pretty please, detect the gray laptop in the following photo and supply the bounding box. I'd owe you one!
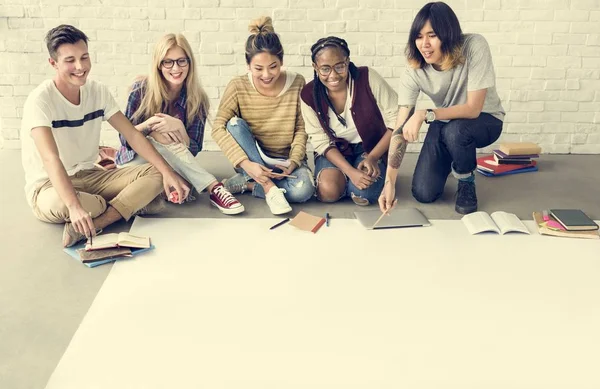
[354,208,431,230]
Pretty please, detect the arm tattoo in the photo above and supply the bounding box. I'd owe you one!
[388,128,407,169]
[387,107,415,169]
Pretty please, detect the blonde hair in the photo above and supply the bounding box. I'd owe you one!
[245,16,283,64]
[131,33,209,127]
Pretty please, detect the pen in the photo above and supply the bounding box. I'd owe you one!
[269,218,290,230]
[325,212,330,227]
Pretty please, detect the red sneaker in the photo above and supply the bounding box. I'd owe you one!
[209,183,245,215]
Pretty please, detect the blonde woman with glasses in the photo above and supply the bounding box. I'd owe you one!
[116,33,244,215]
[300,36,398,206]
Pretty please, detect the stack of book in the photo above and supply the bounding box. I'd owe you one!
[477,142,541,177]
[533,209,599,239]
[64,232,154,267]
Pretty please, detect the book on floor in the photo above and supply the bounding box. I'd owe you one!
[493,154,533,165]
[462,211,530,235]
[549,209,599,231]
[498,142,542,156]
[493,149,539,159]
[85,232,151,251]
[78,247,132,263]
[289,211,326,233]
[533,212,599,239]
[476,155,537,177]
[64,244,155,268]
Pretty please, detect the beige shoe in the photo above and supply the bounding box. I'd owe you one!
[136,196,166,216]
[62,223,86,248]
[62,223,103,248]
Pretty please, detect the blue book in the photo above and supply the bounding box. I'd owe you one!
[476,165,538,177]
[63,244,155,268]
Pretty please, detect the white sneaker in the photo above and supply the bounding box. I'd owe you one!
[265,186,292,215]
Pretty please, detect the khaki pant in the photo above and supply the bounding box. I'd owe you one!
[32,164,164,223]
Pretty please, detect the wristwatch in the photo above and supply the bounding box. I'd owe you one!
[425,109,436,124]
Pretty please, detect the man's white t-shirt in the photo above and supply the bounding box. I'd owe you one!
[21,79,120,206]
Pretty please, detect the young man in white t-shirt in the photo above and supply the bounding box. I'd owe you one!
[21,25,190,247]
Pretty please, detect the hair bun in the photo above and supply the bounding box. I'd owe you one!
[248,16,274,35]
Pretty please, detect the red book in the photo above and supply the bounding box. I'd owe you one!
[477,155,536,174]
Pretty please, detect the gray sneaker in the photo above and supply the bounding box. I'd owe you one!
[62,223,102,248]
[136,196,166,216]
[222,173,249,195]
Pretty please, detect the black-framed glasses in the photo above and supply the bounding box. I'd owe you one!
[317,60,348,76]
[161,57,190,69]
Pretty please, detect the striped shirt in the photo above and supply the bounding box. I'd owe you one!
[211,72,307,168]
[115,80,205,165]
[21,79,119,206]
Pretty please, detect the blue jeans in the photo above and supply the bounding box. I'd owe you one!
[412,113,503,203]
[314,143,386,205]
[226,117,315,203]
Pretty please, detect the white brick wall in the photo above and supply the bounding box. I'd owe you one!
[1,0,599,154]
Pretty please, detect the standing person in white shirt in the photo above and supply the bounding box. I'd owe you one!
[380,2,505,215]
[21,25,189,247]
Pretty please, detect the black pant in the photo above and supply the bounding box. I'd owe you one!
[412,113,503,203]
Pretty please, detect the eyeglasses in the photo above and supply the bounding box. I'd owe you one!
[161,57,190,69]
[317,60,348,76]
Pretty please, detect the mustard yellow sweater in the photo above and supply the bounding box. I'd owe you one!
[211,72,307,168]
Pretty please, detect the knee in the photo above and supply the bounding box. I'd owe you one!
[316,169,345,203]
[142,164,167,191]
[285,180,315,203]
[412,184,441,204]
[226,117,250,138]
[442,121,469,148]
[34,190,69,223]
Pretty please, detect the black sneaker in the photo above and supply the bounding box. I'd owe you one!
[455,180,478,214]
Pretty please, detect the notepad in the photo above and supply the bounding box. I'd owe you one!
[549,209,599,231]
[289,211,326,233]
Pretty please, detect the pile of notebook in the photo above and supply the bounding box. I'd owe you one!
[64,232,154,267]
[533,209,599,239]
[477,142,540,177]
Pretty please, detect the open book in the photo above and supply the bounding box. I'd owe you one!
[462,211,530,235]
[64,244,155,268]
[256,141,291,169]
[85,232,151,251]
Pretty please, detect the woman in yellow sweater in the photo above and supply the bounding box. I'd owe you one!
[211,17,315,215]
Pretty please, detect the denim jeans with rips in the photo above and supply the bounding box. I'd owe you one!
[226,117,315,203]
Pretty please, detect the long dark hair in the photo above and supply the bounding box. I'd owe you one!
[310,36,359,137]
[405,2,464,70]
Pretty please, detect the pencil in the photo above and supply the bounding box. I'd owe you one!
[269,218,290,230]
[270,172,297,179]
[372,200,397,229]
